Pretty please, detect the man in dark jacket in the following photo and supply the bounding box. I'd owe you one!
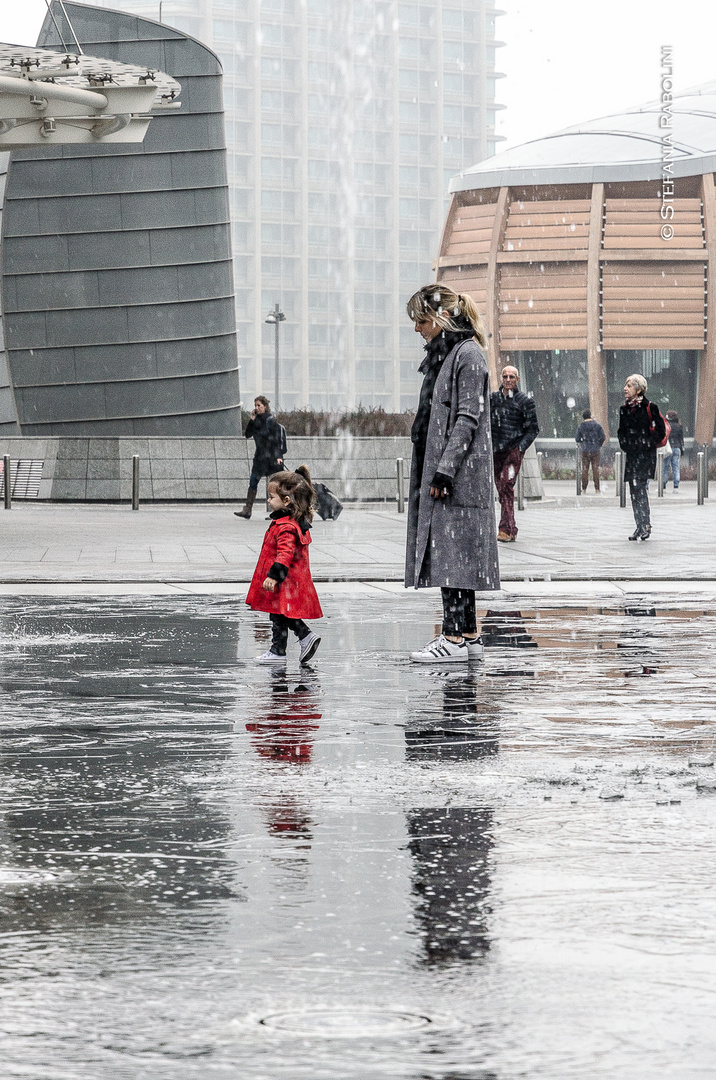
[617,374,665,541]
[490,366,539,541]
[235,395,285,519]
[575,409,606,493]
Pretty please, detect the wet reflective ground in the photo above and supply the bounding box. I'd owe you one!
[1,591,715,1079]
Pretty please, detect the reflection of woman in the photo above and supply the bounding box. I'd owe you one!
[662,410,684,491]
[617,374,665,541]
[405,285,500,663]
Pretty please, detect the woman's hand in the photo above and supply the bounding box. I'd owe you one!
[429,472,453,499]
[262,577,277,592]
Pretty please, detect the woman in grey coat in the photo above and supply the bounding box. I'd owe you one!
[405,284,500,663]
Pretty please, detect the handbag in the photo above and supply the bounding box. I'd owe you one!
[647,402,671,448]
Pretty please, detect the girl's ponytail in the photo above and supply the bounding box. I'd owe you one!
[295,464,314,493]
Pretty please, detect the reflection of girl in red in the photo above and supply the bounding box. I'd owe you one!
[245,465,323,665]
[246,681,321,764]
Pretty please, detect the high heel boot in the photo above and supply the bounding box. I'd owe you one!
[234,487,257,519]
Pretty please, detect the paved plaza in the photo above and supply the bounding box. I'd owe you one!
[0,481,713,586]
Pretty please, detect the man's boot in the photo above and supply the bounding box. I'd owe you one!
[234,487,257,519]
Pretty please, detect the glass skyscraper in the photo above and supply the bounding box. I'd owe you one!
[91,0,504,410]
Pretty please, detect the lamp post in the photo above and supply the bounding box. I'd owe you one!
[265,303,286,411]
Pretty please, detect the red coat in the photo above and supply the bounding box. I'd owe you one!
[245,516,323,619]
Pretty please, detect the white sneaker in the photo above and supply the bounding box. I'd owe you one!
[410,635,468,663]
[299,632,321,664]
[256,650,286,664]
[464,635,484,660]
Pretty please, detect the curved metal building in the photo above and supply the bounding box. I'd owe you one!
[437,80,716,442]
[0,1,240,436]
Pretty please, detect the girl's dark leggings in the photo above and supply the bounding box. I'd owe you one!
[441,587,477,636]
[270,613,311,655]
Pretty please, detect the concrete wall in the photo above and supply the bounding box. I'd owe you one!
[0,436,414,502]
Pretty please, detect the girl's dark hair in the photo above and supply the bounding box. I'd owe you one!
[268,465,315,524]
[255,394,270,411]
[666,410,679,422]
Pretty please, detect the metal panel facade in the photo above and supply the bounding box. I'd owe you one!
[0,1,240,435]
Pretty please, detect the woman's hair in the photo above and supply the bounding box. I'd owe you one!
[268,465,314,524]
[255,394,270,410]
[666,410,680,422]
[626,373,647,395]
[406,283,487,347]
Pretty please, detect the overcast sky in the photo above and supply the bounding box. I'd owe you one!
[4,0,716,150]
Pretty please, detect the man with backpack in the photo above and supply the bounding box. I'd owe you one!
[235,395,287,519]
[617,374,666,541]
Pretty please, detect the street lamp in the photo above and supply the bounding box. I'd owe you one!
[264,303,286,411]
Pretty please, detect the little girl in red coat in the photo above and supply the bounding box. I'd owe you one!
[245,465,323,664]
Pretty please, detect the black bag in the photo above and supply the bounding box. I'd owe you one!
[314,482,343,520]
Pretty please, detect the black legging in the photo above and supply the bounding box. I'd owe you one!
[441,587,477,637]
[628,479,650,531]
[270,613,311,655]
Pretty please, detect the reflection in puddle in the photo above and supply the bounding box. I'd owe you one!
[0,594,714,1079]
[408,807,493,965]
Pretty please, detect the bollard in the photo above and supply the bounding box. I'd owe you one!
[619,452,627,509]
[132,454,140,511]
[396,457,405,513]
[657,448,665,497]
[697,452,705,505]
[516,464,525,511]
[614,451,622,501]
[706,445,710,499]
[575,448,581,496]
[3,454,10,510]
[537,451,543,479]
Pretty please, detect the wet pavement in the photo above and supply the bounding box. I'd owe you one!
[1,588,715,1079]
[2,483,716,583]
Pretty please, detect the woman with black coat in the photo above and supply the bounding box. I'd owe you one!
[235,395,285,519]
[617,373,665,541]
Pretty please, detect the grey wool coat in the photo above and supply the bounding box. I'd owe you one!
[405,338,500,592]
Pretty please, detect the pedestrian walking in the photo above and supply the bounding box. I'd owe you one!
[617,374,665,541]
[245,466,323,664]
[404,283,499,664]
[662,410,684,491]
[490,366,539,541]
[575,409,606,493]
[235,395,286,519]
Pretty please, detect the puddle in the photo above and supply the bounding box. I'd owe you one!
[0,592,714,1079]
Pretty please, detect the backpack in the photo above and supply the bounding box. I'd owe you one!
[280,424,288,456]
[647,402,671,448]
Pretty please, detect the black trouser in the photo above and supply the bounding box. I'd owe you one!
[270,613,311,655]
[628,479,650,531]
[441,587,477,637]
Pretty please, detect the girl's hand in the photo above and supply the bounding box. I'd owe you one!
[262,577,276,592]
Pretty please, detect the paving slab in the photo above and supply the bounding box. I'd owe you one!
[0,482,714,583]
